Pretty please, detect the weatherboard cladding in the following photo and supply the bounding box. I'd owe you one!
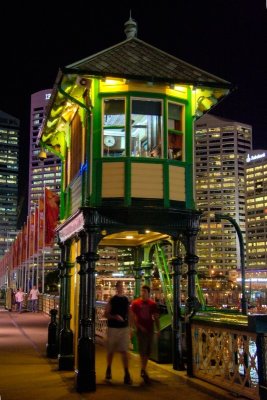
[66,38,230,87]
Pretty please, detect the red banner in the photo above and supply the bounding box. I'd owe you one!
[21,222,27,263]
[45,188,59,247]
[38,197,45,250]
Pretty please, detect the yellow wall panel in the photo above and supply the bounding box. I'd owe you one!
[169,165,185,201]
[102,162,124,197]
[131,163,163,198]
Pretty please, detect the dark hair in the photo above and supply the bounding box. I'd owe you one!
[141,285,150,293]
[115,281,123,287]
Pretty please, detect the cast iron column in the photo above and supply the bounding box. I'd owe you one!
[75,225,102,392]
[46,308,58,358]
[58,241,66,333]
[142,246,153,286]
[171,256,185,370]
[184,231,199,314]
[184,223,200,378]
[58,238,74,370]
[133,247,142,298]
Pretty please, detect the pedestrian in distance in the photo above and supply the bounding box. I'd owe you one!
[131,284,160,384]
[15,288,24,313]
[29,285,40,312]
[104,280,132,385]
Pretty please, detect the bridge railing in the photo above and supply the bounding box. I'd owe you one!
[38,294,59,315]
[190,312,267,400]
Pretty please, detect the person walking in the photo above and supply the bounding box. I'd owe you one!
[131,285,160,383]
[104,281,132,385]
[15,288,24,313]
[29,285,40,312]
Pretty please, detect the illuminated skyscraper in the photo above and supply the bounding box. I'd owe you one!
[245,150,267,271]
[194,114,252,278]
[28,90,61,290]
[243,150,267,301]
[0,110,19,257]
[28,89,61,212]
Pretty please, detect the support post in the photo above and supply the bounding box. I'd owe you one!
[58,244,74,370]
[184,222,200,377]
[46,308,58,358]
[133,247,142,298]
[75,223,102,392]
[171,256,185,370]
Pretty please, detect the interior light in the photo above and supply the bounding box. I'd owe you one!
[104,78,126,85]
[174,85,186,92]
[126,235,134,239]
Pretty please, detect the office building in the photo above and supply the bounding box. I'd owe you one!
[245,150,267,298]
[0,110,19,257]
[28,90,61,289]
[195,114,252,278]
[28,89,61,212]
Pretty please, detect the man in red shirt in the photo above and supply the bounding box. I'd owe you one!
[131,285,160,383]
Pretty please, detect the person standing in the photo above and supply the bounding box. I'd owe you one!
[131,285,160,383]
[15,288,24,313]
[29,285,40,312]
[104,281,132,385]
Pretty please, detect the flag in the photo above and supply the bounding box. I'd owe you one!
[34,206,39,254]
[45,188,60,247]
[21,222,27,263]
[28,211,35,257]
[38,196,45,250]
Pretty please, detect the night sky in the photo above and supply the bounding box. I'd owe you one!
[1,1,267,221]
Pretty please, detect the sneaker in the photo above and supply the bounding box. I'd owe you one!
[124,372,132,385]
[105,366,112,380]
[141,369,150,384]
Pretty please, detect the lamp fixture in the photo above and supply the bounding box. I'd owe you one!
[38,149,47,160]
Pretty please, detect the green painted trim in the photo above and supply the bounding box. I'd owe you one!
[58,85,89,112]
[163,99,168,159]
[58,83,93,209]
[39,140,64,161]
[94,159,102,206]
[128,157,162,164]
[66,186,71,218]
[124,159,131,206]
[125,95,131,157]
[166,95,187,105]
[100,91,166,100]
[95,90,195,210]
[84,112,91,206]
[60,160,65,220]
[163,161,170,208]
[185,88,195,209]
[90,80,101,205]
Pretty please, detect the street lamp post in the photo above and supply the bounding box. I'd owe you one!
[214,213,247,315]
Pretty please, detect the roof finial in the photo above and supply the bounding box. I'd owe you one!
[124,11,137,39]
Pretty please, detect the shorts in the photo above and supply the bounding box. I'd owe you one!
[137,331,153,357]
[106,327,130,353]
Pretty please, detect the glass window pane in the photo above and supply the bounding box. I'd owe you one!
[131,99,162,158]
[103,98,125,157]
[168,103,182,131]
[168,133,183,160]
[168,102,184,160]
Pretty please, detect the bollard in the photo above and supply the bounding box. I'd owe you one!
[46,308,58,358]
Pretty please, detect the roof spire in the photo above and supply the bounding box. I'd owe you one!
[124,11,137,39]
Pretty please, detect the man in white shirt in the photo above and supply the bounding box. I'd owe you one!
[29,285,40,312]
